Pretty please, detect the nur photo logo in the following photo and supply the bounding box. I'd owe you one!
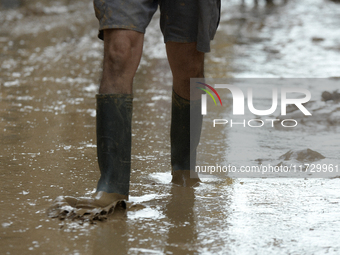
[196,82,223,115]
[195,81,312,128]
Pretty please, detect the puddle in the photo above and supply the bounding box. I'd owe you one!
[0,0,340,254]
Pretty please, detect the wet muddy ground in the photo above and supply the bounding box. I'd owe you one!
[1,0,340,254]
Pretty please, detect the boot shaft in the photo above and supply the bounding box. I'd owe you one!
[96,94,133,196]
[171,91,203,172]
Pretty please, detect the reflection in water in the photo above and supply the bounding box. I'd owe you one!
[93,208,128,255]
[164,186,197,254]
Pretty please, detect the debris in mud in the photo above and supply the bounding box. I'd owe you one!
[322,90,340,102]
[279,148,326,162]
[128,203,146,212]
[311,37,325,43]
[275,149,328,174]
[46,196,127,223]
[46,196,147,223]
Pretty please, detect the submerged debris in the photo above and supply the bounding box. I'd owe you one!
[322,90,340,102]
[46,196,127,222]
[279,148,326,162]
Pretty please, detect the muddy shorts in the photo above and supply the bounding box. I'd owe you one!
[93,0,221,52]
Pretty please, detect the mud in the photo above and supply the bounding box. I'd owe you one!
[322,90,340,102]
[1,0,340,254]
[47,192,127,222]
[279,149,326,162]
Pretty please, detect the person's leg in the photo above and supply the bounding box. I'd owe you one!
[100,29,144,94]
[61,30,144,209]
[166,42,204,186]
[90,29,144,205]
[48,1,159,217]
[166,42,204,100]
[159,0,220,187]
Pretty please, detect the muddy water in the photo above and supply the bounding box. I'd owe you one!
[1,0,340,254]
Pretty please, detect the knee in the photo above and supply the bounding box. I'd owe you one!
[100,30,143,94]
[103,29,144,68]
[104,38,133,69]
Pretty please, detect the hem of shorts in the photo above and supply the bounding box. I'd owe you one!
[164,36,210,53]
[197,43,210,53]
[98,25,146,40]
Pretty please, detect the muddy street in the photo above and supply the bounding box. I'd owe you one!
[1,0,340,254]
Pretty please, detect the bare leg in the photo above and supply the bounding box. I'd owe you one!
[166,42,205,100]
[99,29,144,94]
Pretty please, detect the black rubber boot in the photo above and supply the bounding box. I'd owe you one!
[96,94,133,197]
[171,90,202,186]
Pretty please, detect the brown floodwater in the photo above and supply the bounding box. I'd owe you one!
[1,0,340,254]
